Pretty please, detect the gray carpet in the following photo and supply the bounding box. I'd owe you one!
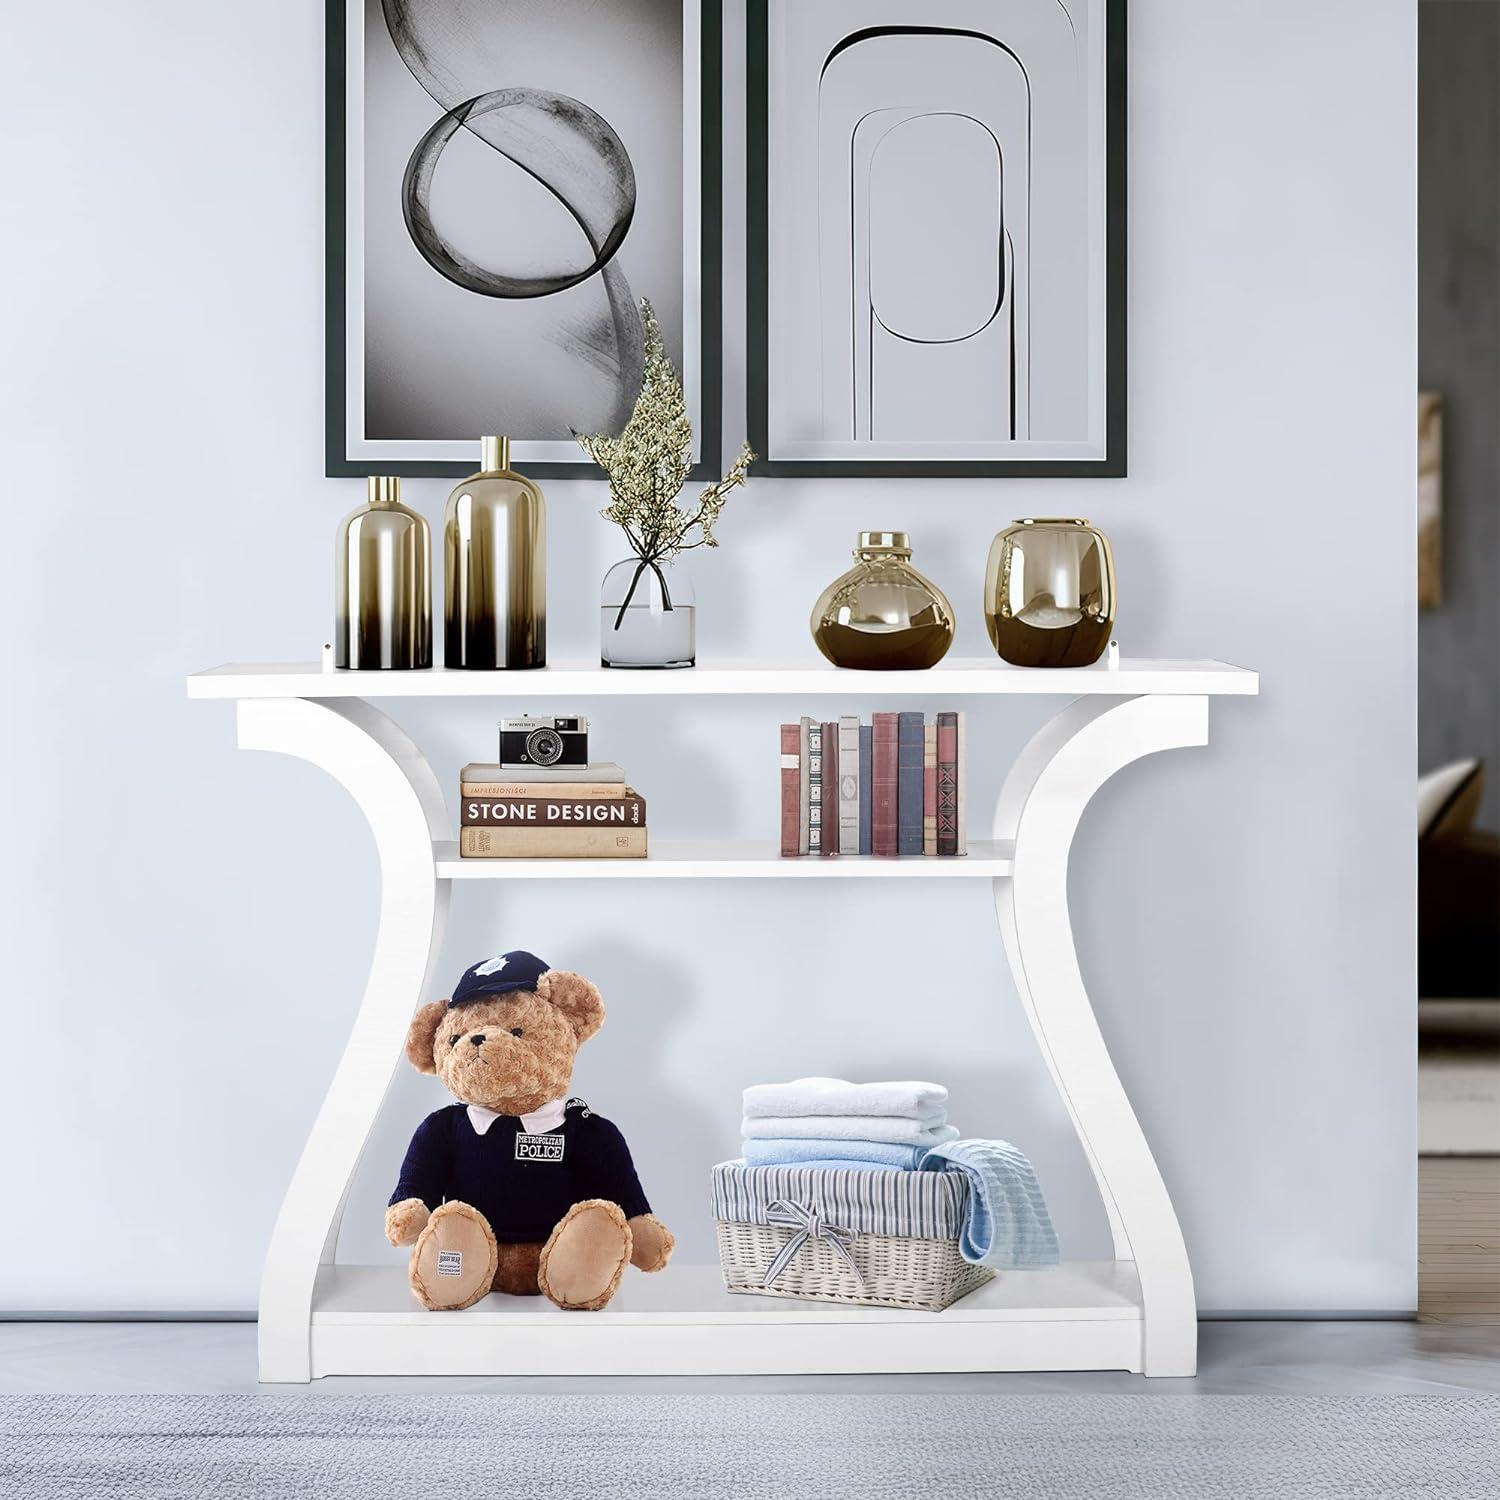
[1,1394,1496,1498]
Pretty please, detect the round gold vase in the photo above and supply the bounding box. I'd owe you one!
[811,531,955,670]
[984,518,1116,668]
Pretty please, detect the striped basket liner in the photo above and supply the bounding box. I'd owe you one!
[711,1161,968,1240]
[712,1161,992,1311]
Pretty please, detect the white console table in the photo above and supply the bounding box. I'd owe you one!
[188,655,1257,1383]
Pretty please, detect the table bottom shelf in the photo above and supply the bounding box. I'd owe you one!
[294,1262,1146,1378]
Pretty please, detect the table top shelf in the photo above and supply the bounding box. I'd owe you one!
[188,657,1258,700]
[435,838,1015,878]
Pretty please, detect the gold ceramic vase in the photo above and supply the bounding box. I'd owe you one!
[443,435,546,669]
[984,518,1116,668]
[811,531,955,670]
[335,476,432,670]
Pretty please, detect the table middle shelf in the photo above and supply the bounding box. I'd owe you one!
[434,839,1015,879]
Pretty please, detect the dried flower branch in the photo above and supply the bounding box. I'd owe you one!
[576,300,754,585]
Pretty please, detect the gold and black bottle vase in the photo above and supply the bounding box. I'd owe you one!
[335,476,432,669]
[443,435,546,669]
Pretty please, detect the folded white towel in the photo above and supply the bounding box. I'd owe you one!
[742,1115,961,1146]
[742,1077,949,1122]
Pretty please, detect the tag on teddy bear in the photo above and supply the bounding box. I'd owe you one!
[436,1250,463,1277]
[515,1132,566,1162]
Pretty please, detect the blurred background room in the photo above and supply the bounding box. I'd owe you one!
[1415,0,1500,1328]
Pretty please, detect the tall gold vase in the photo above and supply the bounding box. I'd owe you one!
[335,476,432,670]
[443,436,547,670]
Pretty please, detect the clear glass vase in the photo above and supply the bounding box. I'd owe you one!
[599,557,696,669]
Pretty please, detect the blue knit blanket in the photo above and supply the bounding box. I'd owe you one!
[918,1139,1060,1269]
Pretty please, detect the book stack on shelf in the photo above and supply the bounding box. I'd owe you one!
[779,712,967,858]
[459,713,645,860]
[460,764,646,859]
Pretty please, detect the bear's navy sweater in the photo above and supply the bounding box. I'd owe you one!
[389,1099,651,1243]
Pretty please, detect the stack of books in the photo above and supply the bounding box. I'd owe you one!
[459,762,647,859]
[778,713,967,858]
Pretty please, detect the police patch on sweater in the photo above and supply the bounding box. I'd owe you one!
[515,1131,566,1162]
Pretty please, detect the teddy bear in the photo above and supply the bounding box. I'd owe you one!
[384,950,674,1312]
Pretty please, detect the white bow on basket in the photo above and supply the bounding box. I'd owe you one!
[760,1198,867,1290]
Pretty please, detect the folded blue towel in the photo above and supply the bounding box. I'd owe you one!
[744,1159,902,1172]
[741,1137,936,1170]
[918,1139,1060,1270]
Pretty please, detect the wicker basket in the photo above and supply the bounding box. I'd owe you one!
[711,1159,994,1311]
[717,1218,990,1314]
[716,1218,993,1312]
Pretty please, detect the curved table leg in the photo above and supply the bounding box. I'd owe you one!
[994,694,1208,1377]
[237,698,449,1382]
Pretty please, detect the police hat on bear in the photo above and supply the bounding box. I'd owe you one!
[449,950,550,1007]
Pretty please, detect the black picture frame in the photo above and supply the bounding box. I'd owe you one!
[326,0,723,480]
[747,0,1126,478]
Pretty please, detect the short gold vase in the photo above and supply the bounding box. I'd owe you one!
[984,518,1116,668]
[811,531,955,670]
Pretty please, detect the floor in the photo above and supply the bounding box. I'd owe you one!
[1419,1156,1500,1325]
[7,1391,1497,1500]
[0,1318,1496,1396]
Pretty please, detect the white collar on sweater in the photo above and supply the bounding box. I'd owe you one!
[466,1097,568,1136]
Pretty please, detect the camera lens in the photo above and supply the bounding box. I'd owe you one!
[525,727,563,765]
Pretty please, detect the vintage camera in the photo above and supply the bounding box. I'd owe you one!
[498,714,589,768]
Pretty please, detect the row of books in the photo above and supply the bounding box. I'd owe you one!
[458,762,647,859]
[779,713,968,858]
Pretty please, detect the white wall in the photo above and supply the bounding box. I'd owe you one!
[0,0,1415,1315]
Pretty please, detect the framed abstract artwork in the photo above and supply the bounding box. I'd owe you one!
[328,0,721,478]
[748,0,1125,477]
